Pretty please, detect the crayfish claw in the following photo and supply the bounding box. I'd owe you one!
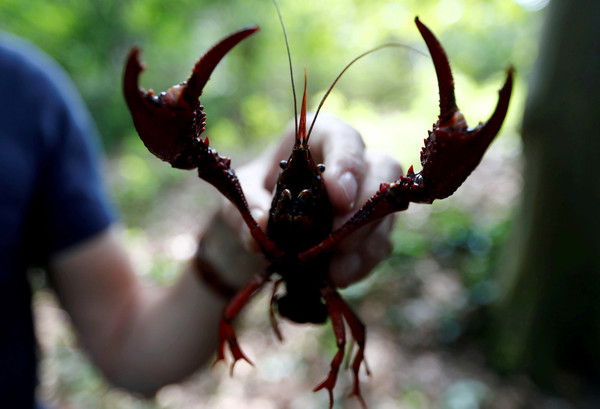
[122,26,259,169]
[415,16,458,125]
[419,66,513,200]
[184,26,259,105]
[301,21,513,267]
[475,66,515,145]
[123,46,201,169]
[413,18,514,201]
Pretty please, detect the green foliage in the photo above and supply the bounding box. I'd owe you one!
[1,0,538,156]
[1,0,539,233]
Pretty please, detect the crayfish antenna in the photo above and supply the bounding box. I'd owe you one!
[272,0,299,137]
[272,0,425,144]
[306,43,426,142]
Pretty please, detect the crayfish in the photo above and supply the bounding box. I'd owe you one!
[123,10,513,408]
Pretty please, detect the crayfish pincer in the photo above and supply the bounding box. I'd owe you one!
[123,14,513,409]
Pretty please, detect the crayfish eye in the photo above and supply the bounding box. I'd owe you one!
[317,163,325,173]
[413,173,424,187]
[279,160,288,169]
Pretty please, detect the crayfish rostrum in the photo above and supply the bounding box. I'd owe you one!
[123,13,513,409]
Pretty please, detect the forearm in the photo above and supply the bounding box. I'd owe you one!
[106,267,225,395]
[51,218,263,396]
[108,212,266,394]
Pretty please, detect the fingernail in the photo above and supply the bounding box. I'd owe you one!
[339,171,357,210]
[250,207,265,224]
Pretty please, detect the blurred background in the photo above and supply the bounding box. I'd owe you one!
[6,0,599,408]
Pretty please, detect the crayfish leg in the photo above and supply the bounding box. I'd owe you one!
[215,273,269,375]
[340,297,370,407]
[216,320,253,375]
[268,279,285,342]
[314,287,346,409]
[315,286,369,409]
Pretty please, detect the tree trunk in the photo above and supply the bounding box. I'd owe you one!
[489,0,600,392]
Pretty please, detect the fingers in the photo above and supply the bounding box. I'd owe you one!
[333,149,403,231]
[220,157,273,253]
[265,112,369,214]
[329,216,395,288]
[215,123,295,254]
[307,113,366,213]
[328,150,402,288]
[216,113,403,290]
[227,111,369,250]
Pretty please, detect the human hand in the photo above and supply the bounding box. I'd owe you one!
[216,113,400,289]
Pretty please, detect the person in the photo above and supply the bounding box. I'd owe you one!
[0,31,400,408]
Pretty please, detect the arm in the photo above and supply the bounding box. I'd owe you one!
[49,226,227,395]
[48,113,400,395]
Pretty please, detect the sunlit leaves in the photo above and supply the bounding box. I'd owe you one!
[2,0,540,154]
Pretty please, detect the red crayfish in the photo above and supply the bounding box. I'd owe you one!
[123,12,513,408]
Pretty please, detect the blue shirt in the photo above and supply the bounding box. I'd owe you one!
[0,32,114,408]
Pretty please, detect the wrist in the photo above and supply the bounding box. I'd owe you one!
[194,210,267,298]
[195,237,238,299]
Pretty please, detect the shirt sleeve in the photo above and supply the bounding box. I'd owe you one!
[3,34,116,259]
[37,79,116,255]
